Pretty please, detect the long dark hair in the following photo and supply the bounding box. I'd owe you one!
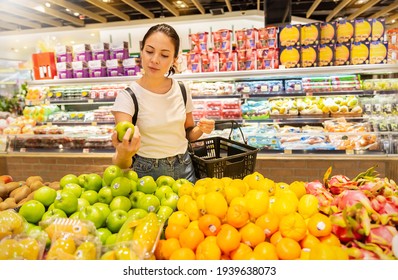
[141,23,180,76]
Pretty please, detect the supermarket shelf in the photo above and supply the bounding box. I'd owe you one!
[47,99,115,105]
[38,121,114,126]
[28,64,398,85]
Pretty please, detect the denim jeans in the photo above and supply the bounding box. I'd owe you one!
[132,149,197,183]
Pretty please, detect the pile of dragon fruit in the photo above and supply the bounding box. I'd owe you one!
[306,166,398,260]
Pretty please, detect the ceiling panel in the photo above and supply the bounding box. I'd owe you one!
[0,0,397,33]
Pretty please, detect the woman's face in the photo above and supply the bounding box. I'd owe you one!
[141,31,176,78]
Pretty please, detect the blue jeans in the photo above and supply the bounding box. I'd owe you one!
[132,150,197,183]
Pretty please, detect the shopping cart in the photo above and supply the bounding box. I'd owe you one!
[189,120,259,179]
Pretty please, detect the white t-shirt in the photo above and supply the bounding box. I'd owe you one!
[111,79,194,159]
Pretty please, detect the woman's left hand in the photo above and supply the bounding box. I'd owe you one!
[197,118,215,134]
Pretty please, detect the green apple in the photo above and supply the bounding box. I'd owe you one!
[136,194,160,213]
[41,208,67,222]
[53,191,78,216]
[157,205,174,222]
[137,176,157,194]
[77,173,88,188]
[84,173,103,192]
[19,200,46,224]
[105,233,118,245]
[106,209,128,233]
[98,186,113,204]
[130,180,138,193]
[124,170,138,182]
[127,208,148,219]
[156,175,176,187]
[129,191,145,208]
[115,121,135,142]
[63,183,83,198]
[26,225,51,248]
[79,205,106,229]
[97,227,112,245]
[80,190,99,205]
[60,174,79,189]
[77,197,91,212]
[33,186,57,207]
[111,177,132,197]
[155,185,173,201]
[110,196,132,212]
[172,178,191,194]
[161,191,179,210]
[69,212,81,219]
[93,202,111,221]
[103,165,124,187]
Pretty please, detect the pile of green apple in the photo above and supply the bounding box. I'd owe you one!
[16,165,191,248]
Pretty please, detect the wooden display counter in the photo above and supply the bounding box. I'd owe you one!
[1,152,398,183]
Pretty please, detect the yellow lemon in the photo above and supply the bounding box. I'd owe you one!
[298,194,319,219]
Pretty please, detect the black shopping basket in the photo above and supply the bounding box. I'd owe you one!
[189,121,258,179]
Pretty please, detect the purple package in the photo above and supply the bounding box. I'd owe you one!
[56,62,73,79]
[88,60,107,77]
[106,59,124,76]
[91,42,110,61]
[72,61,89,78]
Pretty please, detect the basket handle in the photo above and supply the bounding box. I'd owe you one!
[214,120,247,144]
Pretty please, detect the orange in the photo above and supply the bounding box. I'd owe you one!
[177,195,193,211]
[244,189,269,219]
[198,214,221,236]
[253,242,278,260]
[255,212,280,238]
[205,178,225,194]
[289,181,307,199]
[300,234,320,249]
[221,177,233,188]
[275,237,301,260]
[270,231,283,246]
[178,183,194,197]
[19,237,41,260]
[216,224,241,255]
[226,204,249,228]
[229,179,249,195]
[169,247,196,260]
[229,196,247,208]
[196,239,221,260]
[272,191,298,217]
[165,224,186,240]
[319,233,341,246]
[224,184,244,205]
[257,177,276,195]
[179,227,204,251]
[309,243,338,260]
[298,194,319,219]
[239,222,266,248]
[191,184,207,200]
[188,220,199,230]
[195,194,206,215]
[167,211,191,228]
[299,248,311,260]
[230,242,253,260]
[204,191,228,219]
[183,200,201,221]
[307,213,332,237]
[155,238,181,260]
[279,212,307,241]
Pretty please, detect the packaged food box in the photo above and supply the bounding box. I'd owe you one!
[91,42,110,61]
[106,59,124,77]
[301,45,318,67]
[279,24,301,47]
[320,22,336,44]
[73,44,92,62]
[201,51,219,72]
[245,28,259,49]
[301,22,320,46]
[284,79,303,93]
[110,41,129,60]
[279,46,301,68]
[372,18,386,41]
[88,60,107,78]
[219,51,237,72]
[351,41,370,65]
[369,41,388,64]
[354,18,372,42]
[55,45,73,63]
[235,29,246,50]
[336,20,355,43]
[190,32,208,53]
[213,29,232,52]
[56,62,73,79]
[72,61,89,79]
[318,44,335,66]
[334,43,351,66]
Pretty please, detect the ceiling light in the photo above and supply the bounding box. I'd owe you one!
[45,2,51,8]
[102,0,112,3]
[34,5,45,13]
[74,12,79,16]
[174,0,188,9]
[66,8,70,12]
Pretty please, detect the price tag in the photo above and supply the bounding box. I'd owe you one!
[306,91,313,96]
[346,149,354,155]
[83,148,90,153]
[91,122,97,126]
[47,122,52,126]
[20,148,26,153]
[284,149,292,154]
[61,105,65,111]
[242,93,250,99]
[88,99,94,104]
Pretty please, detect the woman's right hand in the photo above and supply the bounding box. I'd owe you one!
[111,126,141,160]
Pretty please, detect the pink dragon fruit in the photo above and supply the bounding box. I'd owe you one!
[305,180,334,214]
[371,195,398,215]
[366,225,398,249]
[333,190,374,211]
[327,174,358,195]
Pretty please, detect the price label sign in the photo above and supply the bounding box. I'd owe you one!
[346,149,354,155]
[20,148,26,153]
[91,122,97,126]
[88,99,94,104]
[83,148,90,154]
[284,149,292,154]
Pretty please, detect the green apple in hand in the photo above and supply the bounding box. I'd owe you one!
[129,191,145,208]
[115,121,135,142]
[33,186,57,207]
[103,165,124,187]
[19,200,46,224]
[106,209,128,233]
[110,196,132,212]
[98,186,113,204]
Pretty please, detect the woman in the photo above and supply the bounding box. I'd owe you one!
[111,23,215,182]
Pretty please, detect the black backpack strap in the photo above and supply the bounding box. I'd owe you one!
[125,87,138,125]
[178,81,187,106]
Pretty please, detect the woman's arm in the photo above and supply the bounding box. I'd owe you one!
[185,112,215,142]
[111,112,141,169]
